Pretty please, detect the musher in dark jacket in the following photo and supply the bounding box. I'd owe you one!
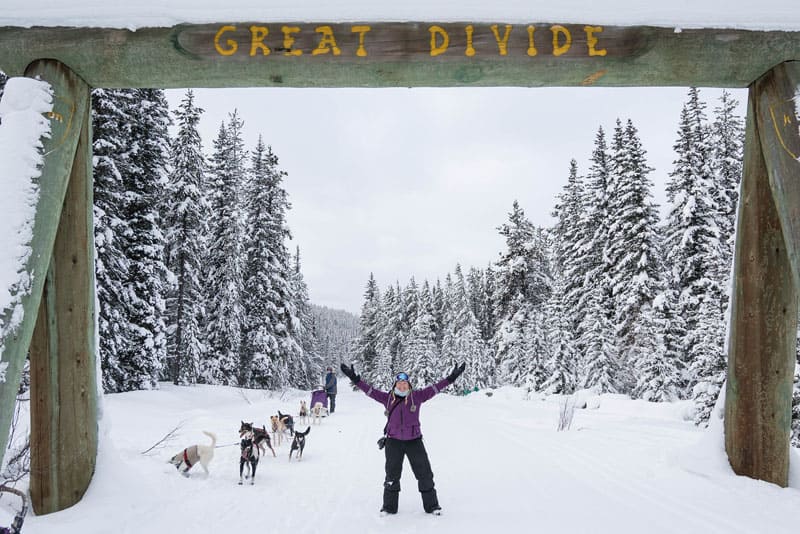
[325,366,337,414]
[340,362,466,516]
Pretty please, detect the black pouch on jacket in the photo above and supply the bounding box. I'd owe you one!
[377,436,387,450]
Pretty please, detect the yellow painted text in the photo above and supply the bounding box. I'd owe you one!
[214,25,238,56]
[352,25,371,57]
[551,25,572,56]
[250,26,271,56]
[282,26,303,56]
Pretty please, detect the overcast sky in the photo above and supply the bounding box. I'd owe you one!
[164,87,747,314]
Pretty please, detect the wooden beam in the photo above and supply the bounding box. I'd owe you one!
[0,23,799,88]
[724,70,798,486]
[29,100,97,514]
[0,60,91,471]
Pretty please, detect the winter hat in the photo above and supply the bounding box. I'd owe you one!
[393,372,412,389]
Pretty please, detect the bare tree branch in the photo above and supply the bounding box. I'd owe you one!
[141,421,186,455]
[1,394,30,487]
[557,395,576,431]
[237,388,252,405]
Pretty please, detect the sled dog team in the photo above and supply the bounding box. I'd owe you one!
[168,405,315,485]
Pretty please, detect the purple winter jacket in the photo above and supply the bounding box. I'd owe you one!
[357,378,451,441]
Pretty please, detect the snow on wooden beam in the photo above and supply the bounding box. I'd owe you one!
[0,23,799,88]
[724,64,799,487]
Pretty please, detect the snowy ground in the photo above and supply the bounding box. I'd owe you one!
[2,384,800,533]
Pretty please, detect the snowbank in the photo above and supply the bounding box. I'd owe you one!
[3,383,798,533]
[0,77,52,376]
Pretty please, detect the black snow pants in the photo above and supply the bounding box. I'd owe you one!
[327,393,336,413]
[382,437,439,513]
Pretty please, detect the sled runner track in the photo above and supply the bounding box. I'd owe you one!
[299,414,375,531]
[488,421,752,534]
[489,423,742,533]
[518,422,754,534]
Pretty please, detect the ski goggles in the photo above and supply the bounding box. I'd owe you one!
[395,372,410,382]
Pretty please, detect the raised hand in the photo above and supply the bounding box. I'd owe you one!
[340,363,361,383]
[446,362,466,383]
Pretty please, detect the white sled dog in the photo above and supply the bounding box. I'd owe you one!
[312,402,325,425]
[168,430,217,477]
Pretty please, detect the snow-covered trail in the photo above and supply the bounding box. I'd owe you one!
[13,384,800,534]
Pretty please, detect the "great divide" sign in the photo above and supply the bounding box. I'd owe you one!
[176,23,638,61]
[2,22,798,88]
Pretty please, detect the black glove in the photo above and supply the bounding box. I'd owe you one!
[340,363,360,384]
[446,362,466,383]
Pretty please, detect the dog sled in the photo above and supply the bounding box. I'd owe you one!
[0,485,27,534]
[310,389,329,417]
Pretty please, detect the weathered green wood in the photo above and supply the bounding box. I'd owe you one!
[0,60,91,472]
[29,102,97,514]
[0,23,799,88]
[724,77,798,487]
[752,62,800,296]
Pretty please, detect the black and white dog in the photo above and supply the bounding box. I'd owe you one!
[239,421,276,458]
[168,431,217,477]
[238,422,267,485]
[289,426,311,461]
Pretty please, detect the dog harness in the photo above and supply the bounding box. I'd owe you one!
[182,449,193,468]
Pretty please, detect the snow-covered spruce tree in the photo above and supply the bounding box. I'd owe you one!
[451,265,490,390]
[552,159,588,344]
[540,274,578,395]
[633,290,682,402]
[574,126,618,387]
[431,279,446,349]
[711,90,744,281]
[481,265,497,343]
[579,281,620,393]
[375,283,404,386]
[290,247,322,388]
[439,274,459,378]
[353,273,381,380]
[203,112,247,385]
[163,89,208,386]
[240,136,280,388]
[118,88,171,390]
[663,87,727,414]
[466,267,486,337]
[492,201,552,385]
[92,88,136,393]
[494,295,537,387]
[262,143,302,390]
[689,297,727,425]
[605,119,665,394]
[405,280,440,388]
[400,277,420,369]
[521,308,549,392]
[239,135,299,389]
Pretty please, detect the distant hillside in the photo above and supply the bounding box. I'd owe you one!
[311,304,359,369]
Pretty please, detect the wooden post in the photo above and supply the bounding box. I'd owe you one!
[29,100,97,513]
[724,62,800,487]
[0,58,97,514]
[0,60,92,474]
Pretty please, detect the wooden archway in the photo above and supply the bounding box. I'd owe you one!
[0,22,798,514]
